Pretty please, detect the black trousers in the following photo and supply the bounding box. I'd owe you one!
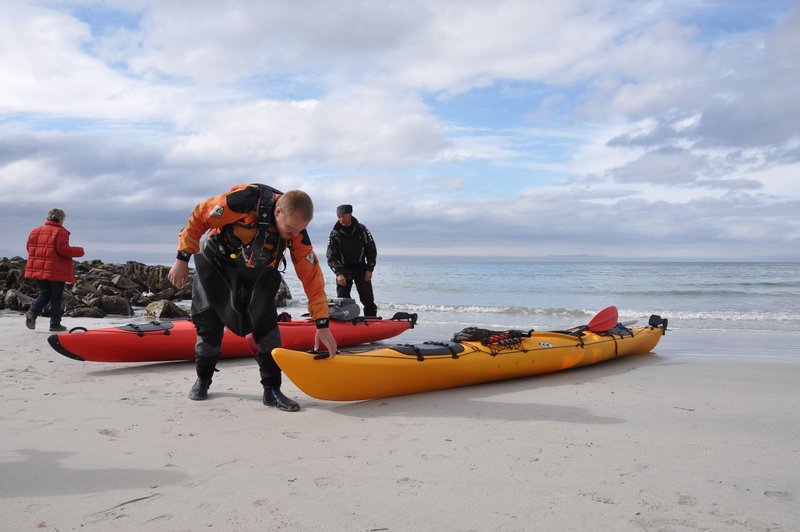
[336,266,377,317]
[30,280,65,327]
[192,308,283,387]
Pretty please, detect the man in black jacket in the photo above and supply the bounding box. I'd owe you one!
[326,204,378,317]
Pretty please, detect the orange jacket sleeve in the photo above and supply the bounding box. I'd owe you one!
[288,231,329,320]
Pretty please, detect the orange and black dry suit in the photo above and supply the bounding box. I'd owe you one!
[176,183,329,387]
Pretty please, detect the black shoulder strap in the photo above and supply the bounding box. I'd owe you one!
[245,184,280,268]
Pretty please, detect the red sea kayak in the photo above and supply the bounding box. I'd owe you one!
[47,313,417,363]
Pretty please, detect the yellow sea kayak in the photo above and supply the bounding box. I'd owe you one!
[273,314,668,401]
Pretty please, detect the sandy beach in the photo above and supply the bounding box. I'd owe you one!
[2,312,798,531]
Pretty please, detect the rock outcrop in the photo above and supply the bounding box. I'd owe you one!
[0,257,292,318]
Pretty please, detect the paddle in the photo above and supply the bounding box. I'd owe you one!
[586,305,619,333]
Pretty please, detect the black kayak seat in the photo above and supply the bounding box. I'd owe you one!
[119,321,176,336]
[390,341,465,361]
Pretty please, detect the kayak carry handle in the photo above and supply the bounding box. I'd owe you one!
[390,312,418,327]
[648,315,669,335]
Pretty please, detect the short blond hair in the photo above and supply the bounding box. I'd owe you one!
[47,208,66,222]
[277,190,314,221]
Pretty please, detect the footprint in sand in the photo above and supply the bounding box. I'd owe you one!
[419,452,449,461]
[98,428,121,438]
[764,490,793,501]
[144,514,173,524]
[313,476,343,489]
[580,491,616,505]
[396,477,426,496]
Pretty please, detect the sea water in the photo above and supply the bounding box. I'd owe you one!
[280,260,800,361]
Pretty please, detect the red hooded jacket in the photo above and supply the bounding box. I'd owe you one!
[24,220,85,283]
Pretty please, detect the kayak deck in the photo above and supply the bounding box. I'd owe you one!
[48,312,417,363]
[273,318,667,401]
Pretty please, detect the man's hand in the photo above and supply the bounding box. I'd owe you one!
[364,270,373,282]
[314,328,338,357]
[168,259,190,288]
[336,274,347,286]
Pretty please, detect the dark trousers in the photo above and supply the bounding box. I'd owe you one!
[192,309,283,387]
[30,280,65,327]
[336,267,377,317]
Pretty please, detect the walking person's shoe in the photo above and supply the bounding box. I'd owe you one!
[49,325,67,332]
[25,311,37,330]
[188,378,211,400]
[263,387,300,412]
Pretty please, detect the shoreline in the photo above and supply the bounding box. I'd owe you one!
[6,308,799,362]
[2,313,799,530]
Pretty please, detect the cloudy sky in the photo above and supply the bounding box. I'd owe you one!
[2,0,799,264]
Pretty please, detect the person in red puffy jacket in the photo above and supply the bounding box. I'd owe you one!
[24,208,85,332]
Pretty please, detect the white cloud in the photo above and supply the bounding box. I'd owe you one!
[168,90,447,167]
[1,1,798,262]
[120,1,419,82]
[0,3,168,119]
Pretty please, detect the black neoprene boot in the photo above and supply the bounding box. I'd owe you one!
[188,378,211,400]
[189,357,217,400]
[263,387,300,412]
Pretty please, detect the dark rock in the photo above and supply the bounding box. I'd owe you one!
[153,287,177,301]
[2,269,26,291]
[88,295,134,316]
[111,274,137,290]
[144,300,190,319]
[130,293,153,307]
[61,290,77,308]
[70,280,96,299]
[70,306,107,318]
[276,279,292,307]
[95,283,122,297]
[124,262,173,292]
[4,288,33,311]
[176,285,193,300]
[86,267,114,282]
[0,256,293,318]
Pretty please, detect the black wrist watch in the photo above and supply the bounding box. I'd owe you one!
[315,318,330,329]
[176,251,192,262]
